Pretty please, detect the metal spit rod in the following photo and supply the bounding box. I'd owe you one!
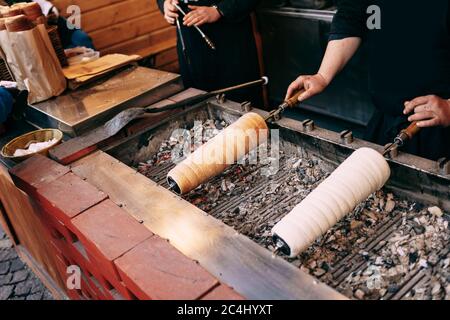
[382,121,421,157]
[173,3,216,50]
[264,89,306,122]
[269,97,421,255]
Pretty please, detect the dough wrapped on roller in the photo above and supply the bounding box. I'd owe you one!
[272,147,391,257]
[167,112,268,194]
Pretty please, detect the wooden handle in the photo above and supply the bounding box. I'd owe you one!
[285,89,306,108]
[402,121,421,140]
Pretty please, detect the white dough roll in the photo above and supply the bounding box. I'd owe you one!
[272,147,391,257]
[167,112,269,194]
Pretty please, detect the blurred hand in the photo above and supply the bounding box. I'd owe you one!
[285,74,329,102]
[183,5,221,27]
[163,0,179,25]
[403,95,450,128]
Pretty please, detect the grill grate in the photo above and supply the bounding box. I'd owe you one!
[139,157,449,300]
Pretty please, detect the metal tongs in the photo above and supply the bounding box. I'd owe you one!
[173,2,216,50]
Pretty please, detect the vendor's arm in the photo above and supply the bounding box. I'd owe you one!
[286,0,367,101]
[403,96,450,128]
[285,38,362,101]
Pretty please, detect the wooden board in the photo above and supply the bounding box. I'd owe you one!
[62,54,140,80]
[101,27,176,57]
[89,11,167,50]
[81,0,158,33]
[53,0,124,15]
[71,151,346,300]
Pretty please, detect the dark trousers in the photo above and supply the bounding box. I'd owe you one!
[0,88,13,123]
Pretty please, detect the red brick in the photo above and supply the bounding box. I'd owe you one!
[49,239,63,258]
[49,137,99,165]
[74,253,134,300]
[90,270,135,300]
[36,172,107,226]
[71,199,152,282]
[40,209,78,243]
[201,285,245,300]
[54,254,82,300]
[85,275,107,300]
[9,154,70,195]
[115,236,219,300]
[52,237,132,300]
[80,276,96,300]
[54,242,108,300]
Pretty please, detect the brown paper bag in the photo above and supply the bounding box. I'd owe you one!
[0,44,15,81]
[0,29,24,86]
[2,24,66,103]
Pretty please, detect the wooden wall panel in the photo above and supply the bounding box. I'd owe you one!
[53,0,125,15]
[81,0,158,33]
[89,11,167,50]
[51,0,179,72]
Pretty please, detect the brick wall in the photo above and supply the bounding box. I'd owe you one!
[9,154,243,300]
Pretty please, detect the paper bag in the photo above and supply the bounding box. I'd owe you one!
[0,30,23,87]
[0,45,15,81]
[1,24,66,103]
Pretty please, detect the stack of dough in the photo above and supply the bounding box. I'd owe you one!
[272,147,391,257]
[167,112,268,194]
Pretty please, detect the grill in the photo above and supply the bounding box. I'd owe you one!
[104,97,450,300]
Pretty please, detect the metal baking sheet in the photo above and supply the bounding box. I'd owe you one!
[24,66,183,136]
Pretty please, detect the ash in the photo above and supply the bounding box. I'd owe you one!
[137,119,449,300]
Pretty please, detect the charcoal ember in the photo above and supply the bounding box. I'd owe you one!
[137,117,449,300]
[428,206,443,218]
[354,289,365,300]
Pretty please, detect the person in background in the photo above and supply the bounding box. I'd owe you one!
[4,0,95,49]
[0,87,13,135]
[285,0,450,160]
[158,0,263,106]
[0,84,28,135]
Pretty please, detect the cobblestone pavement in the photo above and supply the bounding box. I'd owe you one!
[0,226,53,300]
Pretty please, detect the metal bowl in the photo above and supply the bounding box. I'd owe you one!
[1,129,63,162]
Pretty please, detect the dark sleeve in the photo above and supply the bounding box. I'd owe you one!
[448,2,450,35]
[157,0,165,14]
[329,0,367,41]
[216,0,260,22]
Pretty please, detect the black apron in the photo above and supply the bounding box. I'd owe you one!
[157,0,263,106]
[331,0,450,160]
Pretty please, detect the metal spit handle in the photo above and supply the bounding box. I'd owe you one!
[173,2,216,50]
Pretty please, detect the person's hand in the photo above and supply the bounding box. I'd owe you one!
[163,0,179,25]
[183,5,221,27]
[285,73,330,102]
[403,95,450,128]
